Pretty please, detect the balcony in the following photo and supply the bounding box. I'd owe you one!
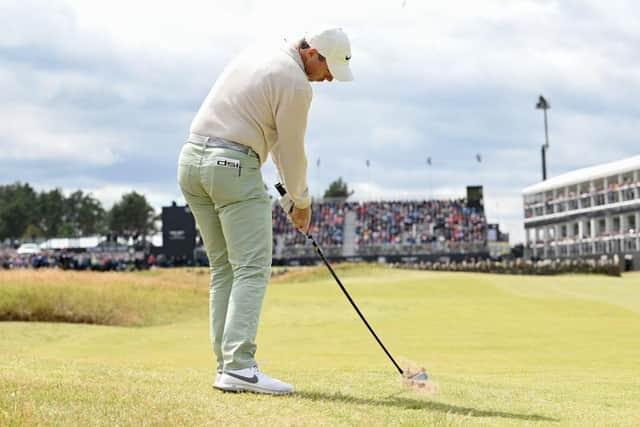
[524,180,640,221]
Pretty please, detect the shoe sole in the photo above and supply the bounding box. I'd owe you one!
[212,383,294,395]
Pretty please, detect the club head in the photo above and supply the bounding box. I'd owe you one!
[407,371,429,381]
[402,368,437,394]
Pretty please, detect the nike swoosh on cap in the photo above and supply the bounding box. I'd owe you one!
[224,371,259,384]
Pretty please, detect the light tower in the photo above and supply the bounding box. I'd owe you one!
[536,95,551,180]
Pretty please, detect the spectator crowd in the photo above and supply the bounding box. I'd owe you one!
[270,198,487,257]
[0,250,189,271]
[354,199,486,245]
[3,198,489,270]
[395,256,622,277]
[272,200,350,247]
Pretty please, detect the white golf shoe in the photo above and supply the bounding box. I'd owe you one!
[215,366,294,395]
[213,370,222,389]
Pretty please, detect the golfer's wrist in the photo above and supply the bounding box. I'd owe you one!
[291,192,311,210]
[293,199,311,210]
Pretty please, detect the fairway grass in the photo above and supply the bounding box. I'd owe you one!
[1,266,639,426]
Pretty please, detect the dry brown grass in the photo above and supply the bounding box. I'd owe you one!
[0,264,376,326]
[0,267,208,291]
[0,268,208,326]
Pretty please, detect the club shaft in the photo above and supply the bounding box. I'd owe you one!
[306,233,404,375]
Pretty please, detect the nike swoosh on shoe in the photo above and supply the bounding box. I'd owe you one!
[224,372,259,384]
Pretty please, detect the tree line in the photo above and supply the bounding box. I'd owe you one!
[0,177,354,241]
[0,182,156,241]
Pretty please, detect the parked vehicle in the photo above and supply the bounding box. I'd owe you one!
[16,243,41,255]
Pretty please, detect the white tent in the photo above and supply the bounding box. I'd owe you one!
[39,236,104,250]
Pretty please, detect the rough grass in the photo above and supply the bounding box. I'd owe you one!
[0,265,362,326]
[1,266,639,426]
[0,269,207,326]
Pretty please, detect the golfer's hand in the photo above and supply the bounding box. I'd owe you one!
[291,206,311,234]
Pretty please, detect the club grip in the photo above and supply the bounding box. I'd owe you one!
[275,183,287,196]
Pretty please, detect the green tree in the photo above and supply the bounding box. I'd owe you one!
[108,192,156,240]
[323,177,354,199]
[22,223,45,240]
[65,190,106,236]
[0,182,39,239]
[58,222,76,237]
[38,188,66,237]
[0,184,107,240]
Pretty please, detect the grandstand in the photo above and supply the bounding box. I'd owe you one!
[1,189,491,269]
[522,155,640,270]
[271,194,489,265]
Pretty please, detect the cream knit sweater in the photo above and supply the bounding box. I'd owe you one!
[190,42,312,209]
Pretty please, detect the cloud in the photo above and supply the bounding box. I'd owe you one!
[0,105,120,165]
[348,181,468,202]
[82,184,180,211]
[371,126,422,148]
[2,0,640,245]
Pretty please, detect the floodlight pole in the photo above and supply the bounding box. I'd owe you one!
[536,95,550,181]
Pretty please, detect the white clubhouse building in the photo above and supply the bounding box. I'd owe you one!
[523,155,640,267]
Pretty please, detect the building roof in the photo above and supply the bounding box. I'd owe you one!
[522,154,640,196]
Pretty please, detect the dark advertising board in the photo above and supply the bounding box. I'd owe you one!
[162,204,196,262]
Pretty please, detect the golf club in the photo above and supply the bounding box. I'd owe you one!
[275,183,429,383]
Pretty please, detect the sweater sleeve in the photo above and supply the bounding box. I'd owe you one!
[271,83,313,209]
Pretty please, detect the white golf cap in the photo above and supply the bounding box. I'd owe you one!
[307,28,354,81]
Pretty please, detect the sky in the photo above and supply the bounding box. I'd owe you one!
[1,0,639,244]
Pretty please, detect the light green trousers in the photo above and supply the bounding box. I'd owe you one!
[177,142,272,371]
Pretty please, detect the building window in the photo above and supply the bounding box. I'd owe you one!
[625,238,637,251]
[611,239,621,252]
[545,202,553,215]
[613,217,621,234]
[622,188,635,201]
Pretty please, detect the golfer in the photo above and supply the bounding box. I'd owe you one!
[177,28,353,394]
